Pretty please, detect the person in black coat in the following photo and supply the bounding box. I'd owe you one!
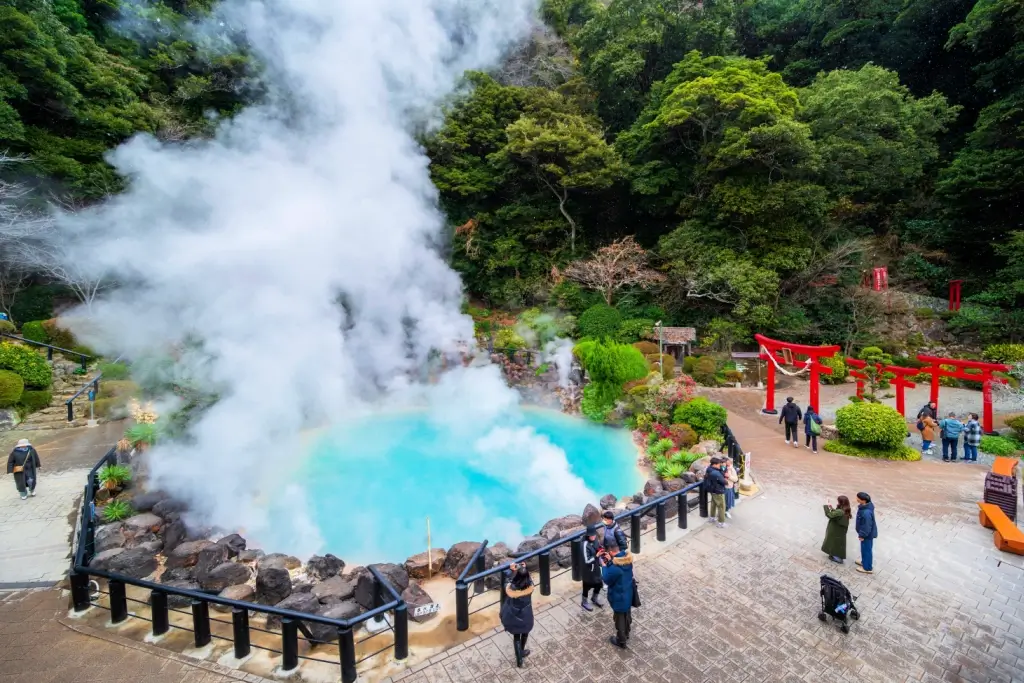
[500,562,535,667]
[779,397,802,448]
[7,439,41,500]
[703,457,729,527]
[580,525,604,611]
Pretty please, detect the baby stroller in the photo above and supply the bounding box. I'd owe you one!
[818,574,859,633]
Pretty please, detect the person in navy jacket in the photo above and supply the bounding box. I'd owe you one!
[600,543,635,649]
[855,492,878,574]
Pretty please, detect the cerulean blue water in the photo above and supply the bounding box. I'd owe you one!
[299,408,642,564]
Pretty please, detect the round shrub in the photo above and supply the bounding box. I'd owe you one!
[822,440,921,461]
[0,370,25,408]
[0,342,52,389]
[578,304,622,339]
[1006,415,1024,440]
[42,319,77,350]
[692,356,717,386]
[633,341,659,356]
[18,389,51,414]
[682,356,698,374]
[0,320,14,335]
[646,353,675,379]
[669,423,697,448]
[616,318,654,343]
[673,397,727,439]
[982,344,1024,364]
[819,353,847,385]
[834,402,907,449]
[20,321,47,344]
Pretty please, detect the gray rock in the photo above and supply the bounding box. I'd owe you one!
[682,472,698,484]
[128,490,168,513]
[238,549,265,563]
[443,542,482,579]
[643,478,664,497]
[94,523,127,553]
[158,580,201,608]
[354,564,409,610]
[599,494,618,510]
[539,514,583,540]
[89,548,125,570]
[122,513,163,536]
[311,575,356,603]
[0,408,18,431]
[306,554,345,581]
[256,566,292,605]
[632,493,644,504]
[582,503,601,525]
[552,545,572,569]
[258,553,301,571]
[107,548,158,579]
[215,534,246,559]
[404,549,446,580]
[662,478,685,493]
[402,582,438,624]
[162,519,187,554]
[151,499,186,519]
[307,601,362,642]
[213,584,255,610]
[195,543,230,584]
[513,536,547,571]
[266,592,319,630]
[161,567,194,583]
[200,561,252,592]
[292,581,314,594]
[166,540,213,569]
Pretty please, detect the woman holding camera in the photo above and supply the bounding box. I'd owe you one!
[500,562,535,667]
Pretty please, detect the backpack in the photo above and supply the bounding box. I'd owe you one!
[810,418,821,436]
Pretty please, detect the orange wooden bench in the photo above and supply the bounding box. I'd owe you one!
[992,457,1019,478]
[977,503,1024,555]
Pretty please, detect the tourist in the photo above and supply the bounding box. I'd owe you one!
[920,414,938,456]
[821,495,851,564]
[7,438,41,501]
[804,405,824,453]
[855,492,878,575]
[779,396,802,448]
[500,562,535,667]
[599,510,628,551]
[963,413,982,462]
[724,457,739,518]
[704,456,728,528]
[937,411,964,462]
[599,543,634,649]
[916,401,938,422]
[580,525,604,611]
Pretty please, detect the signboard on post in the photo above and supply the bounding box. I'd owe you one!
[413,603,441,618]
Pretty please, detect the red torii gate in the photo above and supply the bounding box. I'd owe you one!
[845,358,918,416]
[755,334,840,415]
[917,356,1009,434]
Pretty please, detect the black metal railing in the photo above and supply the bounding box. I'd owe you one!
[454,422,746,631]
[0,331,91,370]
[65,374,101,422]
[69,449,408,683]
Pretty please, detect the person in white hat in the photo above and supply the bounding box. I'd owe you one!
[7,438,41,500]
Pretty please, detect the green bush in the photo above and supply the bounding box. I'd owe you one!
[633,341,659,355]
[616,318,654,343]
[834,402,907,449]
[101,500,135,522]
[0,320,14,335]
[99,362,131,380]
[980,435,1020,456]
[673,397,727,439]
[1006,415,1024,440]
[0,342,52,388]
[681,356,697,373]
[982,344,1024,364]
[18,389,52,414]
[41,320,77,350]
[819,353,848,385]
[20,321,48,344]
[823,439,921,461]
[0,370,25,408]
[645,353,675,379]
[578,304,622,339]
[692,356,717,386]
[494,327,526,350]
[647,438,674,458]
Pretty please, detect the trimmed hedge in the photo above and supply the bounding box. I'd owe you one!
[0,342,52,389]
[18,389,52,414]
[20,321,48,344]
[834,402,907,449]
[633,341,659,356]
[673,397,727,439]
[578,304,622,339]
[0,370,25,408]
[823,439,921,461]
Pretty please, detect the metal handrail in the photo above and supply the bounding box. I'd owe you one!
[65,355,125,421]
[0,331,91,369]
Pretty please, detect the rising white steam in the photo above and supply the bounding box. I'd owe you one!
[50,0,594,557]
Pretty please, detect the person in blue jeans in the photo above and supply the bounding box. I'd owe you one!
[963,413,982,462]
[937,412,963,462]
[855,492,877,575]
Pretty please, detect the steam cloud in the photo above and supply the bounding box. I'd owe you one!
[54,0,601,558]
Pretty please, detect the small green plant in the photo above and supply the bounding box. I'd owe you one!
[848,395,863,403]
[647,438,674,458]
[673,397,727,439]
[101,499,135,522]
[616,318,654,343]
[125,422,159,447]
[835,402,907,449]
[654,459,685,479]
[0,369,25,408]
[535,363,550,376]
[823,440,921,461]
[98,464,132,490]
[494,327,526,350]
[980,436,1020,457]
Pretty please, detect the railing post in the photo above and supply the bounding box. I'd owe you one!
[109,579,128,624]
[151,590,169,636]
[339,625,357,683]
[80,354,87,371]
[371,572,385,628]
[232,607,250,659]
[70,571,90,612]
[455,581,469,631]
[393,603,409,661]
[678,492,688,529]
[699,483,709,518]
[539,552,551,596]
[67,400,74,422]
[570,537,582,582]
[630,515,641,555]
[47,347,53,361]
[282,619,299,671]
[656,502,667,542]
[191,600,211,647]
[473,549,486,595]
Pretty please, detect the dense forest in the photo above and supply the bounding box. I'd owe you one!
[1,0,1022,348]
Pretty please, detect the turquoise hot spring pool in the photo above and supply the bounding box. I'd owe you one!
[290,408,644,564]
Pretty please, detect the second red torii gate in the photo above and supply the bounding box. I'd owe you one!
[845,358,918,416]
[755,334,840,415]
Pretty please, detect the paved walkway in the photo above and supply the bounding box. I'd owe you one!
[0,422,124,587]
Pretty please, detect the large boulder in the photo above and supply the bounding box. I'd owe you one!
[643,478,664,497]
[215,534,247,559]
[690,457,711,476]
[128,490,168,513]
[166,540,214,570]
[256,566,292,605]
[404,549,446,580]
[129,533,163,554]
[402,582,438,624]
[552,545,572,569]
[159,580,201,608]
[306,554,345,581]
[212,584,255,611]
[306,601,362,643]
[539,514,583,540]
[599,494,618,510]
[695,440,721,456]
[238,549,265,564]
[354,564,409,610]
[195,544,230,584]
[123,513,163,536]
[259,553,301,571]
[89,548,125,571]
[162,519,188,555]
[483,543,512,591]
[513,536,547,571]
[161,566,194,583]
[682,471,699,484]
[200,562,252,592]
[662,478,685,493]
[266,593,319,630]
[582,503,601,526]
[106,548,158,579]
[311,575,356,604]
[443,542,482,579]
[94,523,127,553]
[151,499,186,520]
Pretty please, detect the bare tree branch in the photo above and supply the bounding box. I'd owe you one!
[563,236,665,305]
